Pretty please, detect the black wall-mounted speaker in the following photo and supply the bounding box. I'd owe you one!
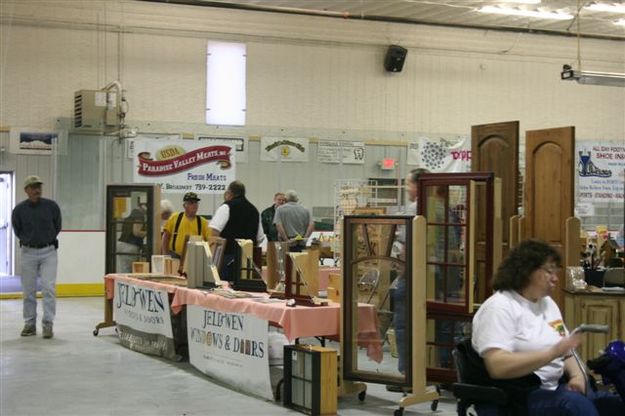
[384,45,407,73]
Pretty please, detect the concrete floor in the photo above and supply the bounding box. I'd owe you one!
[0,297,458,416]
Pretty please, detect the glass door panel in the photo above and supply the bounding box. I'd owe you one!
[343,216,413,387]
[105,184,160,274]
[422,183,470,313]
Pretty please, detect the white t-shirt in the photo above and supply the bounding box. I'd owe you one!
[209,204,265,244]
[472,290,567,390]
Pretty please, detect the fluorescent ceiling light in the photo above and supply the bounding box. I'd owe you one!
[478,6,574,20]
[584,3,625,14]
[561,66,625,87]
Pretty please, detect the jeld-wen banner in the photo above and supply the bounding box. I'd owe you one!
[187,305,273,400]
[132,138,235,194]
[113,280,176,359]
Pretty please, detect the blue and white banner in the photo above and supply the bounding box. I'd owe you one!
[187,305,273,400]
[131,138,236,194]
[260,137,309,162]
[113,280,176,359]
[576,141,625,203]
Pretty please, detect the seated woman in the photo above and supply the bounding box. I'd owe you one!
[472,239,624,416]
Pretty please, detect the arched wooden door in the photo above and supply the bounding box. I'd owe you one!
[524,126,575,310]
[471,120,519,261]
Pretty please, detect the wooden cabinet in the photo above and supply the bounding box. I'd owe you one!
[283,344,337,416]
[564,291,625,365]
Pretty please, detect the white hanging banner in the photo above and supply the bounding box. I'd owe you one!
[260,137,309,162]
[576,141,625,203]
[407,135,471,172]
[318,140,365,164]
[132,138,235,194]
[187,305,273,400]
[197,136,248,163]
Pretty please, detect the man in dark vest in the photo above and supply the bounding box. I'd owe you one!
[209,181,265,281]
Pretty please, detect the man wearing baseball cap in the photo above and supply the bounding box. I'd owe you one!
[11,175,62,339]
[161,192,211,267]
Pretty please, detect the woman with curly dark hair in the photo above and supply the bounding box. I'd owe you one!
[472,239,624,415]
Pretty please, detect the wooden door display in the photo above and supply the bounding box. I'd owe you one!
[342,216,412,386]
[105,184,161,274]
[417,173,499,313]
[524,126,575,310]
[341,215,440,412]
[417,172,501,383]
[471,121,519,260]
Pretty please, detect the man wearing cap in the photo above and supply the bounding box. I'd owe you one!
[210,181,265,281]
[161,192,211,266]
[11,175,62,339]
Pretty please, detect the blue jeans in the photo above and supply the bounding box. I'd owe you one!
[20,246,58,325]
[390,277,407,374]
[527,383,625,416]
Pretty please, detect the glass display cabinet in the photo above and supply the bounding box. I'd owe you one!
[105,184,161,274]
[417,172,501,383]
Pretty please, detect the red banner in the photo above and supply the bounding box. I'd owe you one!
[137,145,232,176]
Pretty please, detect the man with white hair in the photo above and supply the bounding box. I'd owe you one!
[273,190,313,252]
[159,199,174,234]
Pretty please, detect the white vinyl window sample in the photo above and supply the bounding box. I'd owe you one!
[206,41,246,126]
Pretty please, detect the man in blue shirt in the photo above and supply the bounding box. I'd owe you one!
[12,175,62,338]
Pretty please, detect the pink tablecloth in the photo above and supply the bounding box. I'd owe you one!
[104,273,382,362]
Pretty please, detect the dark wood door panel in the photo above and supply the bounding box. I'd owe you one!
[472,121,519,259]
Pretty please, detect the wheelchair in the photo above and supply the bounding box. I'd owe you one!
[451,339,540,416]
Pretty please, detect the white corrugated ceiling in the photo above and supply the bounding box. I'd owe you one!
[178,0,625,40]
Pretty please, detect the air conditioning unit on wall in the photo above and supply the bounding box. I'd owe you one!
[73,89,119,132]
